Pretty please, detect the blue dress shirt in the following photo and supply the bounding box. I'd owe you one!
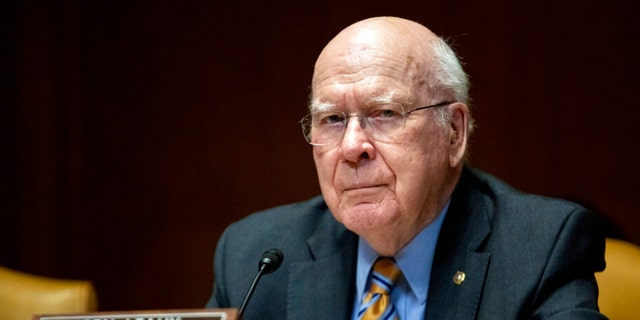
[352,201,449,319]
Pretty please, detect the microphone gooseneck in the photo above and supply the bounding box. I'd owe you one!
[238,248,284,318]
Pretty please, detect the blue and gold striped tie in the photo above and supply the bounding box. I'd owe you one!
[358,258,402,320]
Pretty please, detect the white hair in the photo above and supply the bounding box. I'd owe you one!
[430,37,475,136]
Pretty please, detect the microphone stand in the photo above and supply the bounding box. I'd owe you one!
[238,264,267,318]
[237,248,283,318]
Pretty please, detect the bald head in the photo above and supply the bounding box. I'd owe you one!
[312,16,469,109]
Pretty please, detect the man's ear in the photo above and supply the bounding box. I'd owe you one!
[448,103,469,167]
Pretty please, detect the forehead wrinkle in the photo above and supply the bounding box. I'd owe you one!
[335,57,423,107]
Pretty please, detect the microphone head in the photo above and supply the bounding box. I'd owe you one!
[259,248,284,274]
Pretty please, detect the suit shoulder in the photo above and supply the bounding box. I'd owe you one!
[463,166,587,216]
[462,167,604,255]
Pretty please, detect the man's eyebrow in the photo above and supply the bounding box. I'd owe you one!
[368,92,414,106]
[368,93,396,104]
[309,101,337,112]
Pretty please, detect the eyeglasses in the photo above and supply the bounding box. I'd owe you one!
[300,101,454,146]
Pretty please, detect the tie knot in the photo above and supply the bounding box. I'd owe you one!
[370,258,402,294]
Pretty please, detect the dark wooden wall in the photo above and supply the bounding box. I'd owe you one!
[1,0,638,310]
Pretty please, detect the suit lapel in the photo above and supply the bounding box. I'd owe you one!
[287,209,358,320]
[426,168,493,320]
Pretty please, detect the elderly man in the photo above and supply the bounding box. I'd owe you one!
[207,17,606,319]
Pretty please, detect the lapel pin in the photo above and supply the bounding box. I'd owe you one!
[453,271,466,285]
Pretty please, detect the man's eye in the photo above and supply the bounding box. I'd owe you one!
[316,112,345,125]
[372,108,401,119]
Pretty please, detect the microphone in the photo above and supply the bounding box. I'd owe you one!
[238,248,284,317]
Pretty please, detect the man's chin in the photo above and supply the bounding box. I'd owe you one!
[338,204,397,231]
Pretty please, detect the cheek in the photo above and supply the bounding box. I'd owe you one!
[313,149,338,193]
[313,149,332,175]
[390,130,449,193]
[409,124,449,163]
[313,151,346,223]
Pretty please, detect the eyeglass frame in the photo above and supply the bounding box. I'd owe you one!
[299,100,455,146]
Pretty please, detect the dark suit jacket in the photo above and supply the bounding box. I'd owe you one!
[206,167,606,319]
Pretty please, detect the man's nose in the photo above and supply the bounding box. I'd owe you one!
[339,115,374,161]
[342,115,367,140]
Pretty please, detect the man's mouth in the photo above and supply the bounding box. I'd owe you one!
[343,184,384,191]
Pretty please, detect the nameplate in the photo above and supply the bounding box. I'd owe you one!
[34,309,237,320]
